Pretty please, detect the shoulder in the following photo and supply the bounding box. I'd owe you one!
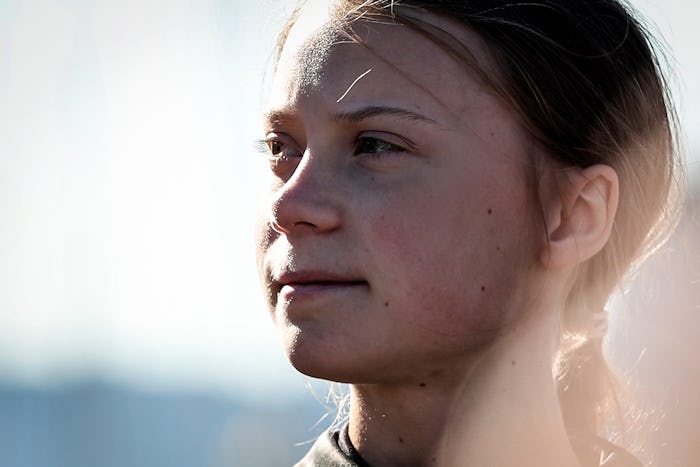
[295,428,643,467]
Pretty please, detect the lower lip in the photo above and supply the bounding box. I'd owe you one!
[278,282,366,302]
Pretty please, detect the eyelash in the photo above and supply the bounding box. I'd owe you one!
[353,136,405,157]
[255,134,406,167]
[255,137,301,163]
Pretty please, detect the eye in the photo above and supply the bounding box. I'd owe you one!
[354,136,405,157]
[257,133,303,174]
[266,138,302,161]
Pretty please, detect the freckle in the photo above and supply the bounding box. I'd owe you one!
[399,437,404,443]
[496,245,501,251]
[481,286,486,292]
[512,360,516,366]
[419,382,426,387]
[384,301,389,307]
[487,208,492,215]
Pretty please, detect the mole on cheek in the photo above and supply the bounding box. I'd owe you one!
[384,301,389,308]
[487,208,492,215]
[481,286,486,292]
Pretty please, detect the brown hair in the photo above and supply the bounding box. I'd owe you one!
[275,0,681,448]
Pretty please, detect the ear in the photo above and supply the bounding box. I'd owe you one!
[539,164,619,270]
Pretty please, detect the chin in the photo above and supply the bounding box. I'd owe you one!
[282,328,378,384]
[287,355,355,384]
[285,340,350,382]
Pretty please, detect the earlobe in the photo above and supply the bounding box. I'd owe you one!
[540,164,619,270]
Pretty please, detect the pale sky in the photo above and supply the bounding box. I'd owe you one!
[0,0,698,398]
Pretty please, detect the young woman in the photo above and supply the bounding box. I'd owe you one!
[255,1,680,465]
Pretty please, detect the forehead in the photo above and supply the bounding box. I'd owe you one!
[277,1,341,95]
[269,4,501,120]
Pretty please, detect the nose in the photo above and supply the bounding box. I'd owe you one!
[269,154,342,236]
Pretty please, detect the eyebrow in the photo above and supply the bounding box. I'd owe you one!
[262,105,439,126]
[333,106,438,125]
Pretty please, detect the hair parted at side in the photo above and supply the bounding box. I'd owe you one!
[275,0,681,449]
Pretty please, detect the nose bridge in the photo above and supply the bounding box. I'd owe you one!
[269,150,340,234]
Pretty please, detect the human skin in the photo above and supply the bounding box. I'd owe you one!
[258,4,543,388]
[256,3,618,466]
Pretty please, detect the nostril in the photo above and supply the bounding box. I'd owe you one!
[269,218,287,234]
[269,197,290,234]
[293,220,316,227]
[269,202,318,234]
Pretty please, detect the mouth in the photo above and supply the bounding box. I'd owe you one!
[274,271,368,302]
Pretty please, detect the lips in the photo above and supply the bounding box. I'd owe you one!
[275,270,368,302]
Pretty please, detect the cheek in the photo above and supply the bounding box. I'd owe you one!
[254,205,273,247]
[365,178,538,339]
[253,210,281,308]
[254,211,271,272]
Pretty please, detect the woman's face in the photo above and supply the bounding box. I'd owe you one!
[256,7,545,384]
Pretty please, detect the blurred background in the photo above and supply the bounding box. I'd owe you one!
[0,0,697,466]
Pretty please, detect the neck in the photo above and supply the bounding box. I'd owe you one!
[347,310,582,467]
